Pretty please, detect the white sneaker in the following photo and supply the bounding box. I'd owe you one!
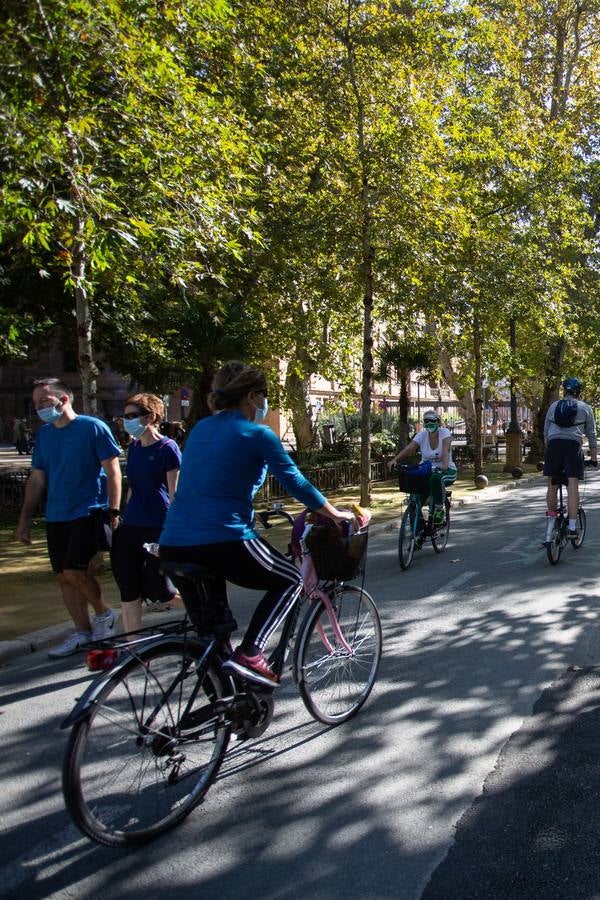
[48,630,92,658]
[91,608,117,641]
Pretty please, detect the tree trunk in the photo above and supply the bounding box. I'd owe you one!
[473,313,483,476]
[68,131,98,415]
[528,8,581,455]
[398,369,410,448]
[189,367,214,423]
[73,230,98,415]
[285,365,315,452]
[345,23,374,507]
[434,339,476,439]
[528,337,564,461]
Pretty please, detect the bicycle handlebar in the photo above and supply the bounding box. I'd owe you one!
[257,508,296,529]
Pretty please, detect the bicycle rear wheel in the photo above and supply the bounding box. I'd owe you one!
[63,639,231,847]
[432,503,450,553]
[399,503,417,570]
[546,518,562,565]
[295,585,382,725]
[573,507,586,549]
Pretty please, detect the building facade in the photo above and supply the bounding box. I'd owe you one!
[1,344,481,448]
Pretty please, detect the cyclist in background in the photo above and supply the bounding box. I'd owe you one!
[159,361,354,688]
[543,377,597,541]
[390,409,457,524]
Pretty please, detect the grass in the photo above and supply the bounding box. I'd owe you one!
[0,521,120,642]
[0,463,543,642]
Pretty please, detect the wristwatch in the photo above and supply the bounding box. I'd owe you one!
[108,508,121,517]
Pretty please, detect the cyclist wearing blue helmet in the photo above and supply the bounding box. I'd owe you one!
[543,377,597,541]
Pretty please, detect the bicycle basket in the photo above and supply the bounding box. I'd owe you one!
[305,524,368,581]
[398,461,432,495]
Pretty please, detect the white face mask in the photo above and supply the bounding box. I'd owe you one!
[254,398,268,423]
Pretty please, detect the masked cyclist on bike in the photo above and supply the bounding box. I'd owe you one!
[543,377,597,542]
[390,409,457,525]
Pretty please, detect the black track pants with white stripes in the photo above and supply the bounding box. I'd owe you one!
[160,538,303,650]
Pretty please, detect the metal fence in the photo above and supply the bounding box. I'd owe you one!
[1,459,389,514]
[0,469,45,516]
[254,460,388,503]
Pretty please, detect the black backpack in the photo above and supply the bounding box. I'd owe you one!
[553,398,581,428]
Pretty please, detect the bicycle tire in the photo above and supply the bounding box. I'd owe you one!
[398,503,416,570]
[63,639,231,847]
[431,504,450,553]
[294,585,382,725]
[573,507,587,549]
[546,518,562,565]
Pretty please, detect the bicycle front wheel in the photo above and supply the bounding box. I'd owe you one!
[546,519,562,565]
[295,585,382,725]
[399,503,417,570]
[573,507,587,549]
[432,504,450,553]
[63,640,231,848]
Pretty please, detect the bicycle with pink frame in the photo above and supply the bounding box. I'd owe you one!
[61,507,382,848]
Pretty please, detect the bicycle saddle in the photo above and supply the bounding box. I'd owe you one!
[159,561,216,581]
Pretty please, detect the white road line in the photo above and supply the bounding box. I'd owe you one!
[428,570,477,604]
[497,538,522,554]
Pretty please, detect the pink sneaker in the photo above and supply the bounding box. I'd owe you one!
[222,647,280,688]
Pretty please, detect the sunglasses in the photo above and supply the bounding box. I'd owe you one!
[123,410,149,420]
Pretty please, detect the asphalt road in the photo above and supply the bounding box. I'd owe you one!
[2,476,600,899]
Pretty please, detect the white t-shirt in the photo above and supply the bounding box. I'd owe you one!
[412,427,456,470]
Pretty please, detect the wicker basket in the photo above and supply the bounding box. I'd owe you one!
[305,525,368,581]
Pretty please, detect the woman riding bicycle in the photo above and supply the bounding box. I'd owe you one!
[159,361,354,688]
[389,409,457,523]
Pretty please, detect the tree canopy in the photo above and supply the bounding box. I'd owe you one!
[1,0,599,478]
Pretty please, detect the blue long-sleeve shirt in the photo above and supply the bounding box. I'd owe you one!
[160,410,326,545]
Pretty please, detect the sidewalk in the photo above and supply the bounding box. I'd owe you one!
[0,455,544,664]
[0,443,32,470]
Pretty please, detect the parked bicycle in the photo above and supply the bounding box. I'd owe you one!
[396,464,451,570]
[61,508,381,847]
[544,461,594,564]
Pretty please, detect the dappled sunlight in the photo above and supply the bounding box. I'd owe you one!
[3,477,600,896]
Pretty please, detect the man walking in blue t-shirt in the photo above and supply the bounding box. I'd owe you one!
[16,378,123,658]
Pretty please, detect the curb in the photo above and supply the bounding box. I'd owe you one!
[0,621,73,665]
[0,474,543,667]
[372,473,543,532]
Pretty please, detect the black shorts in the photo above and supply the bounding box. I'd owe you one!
[46,515,99,573]
[110,524,176,604]
[543,439,584,481]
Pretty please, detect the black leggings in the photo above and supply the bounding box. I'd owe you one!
[159,538,302,651]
